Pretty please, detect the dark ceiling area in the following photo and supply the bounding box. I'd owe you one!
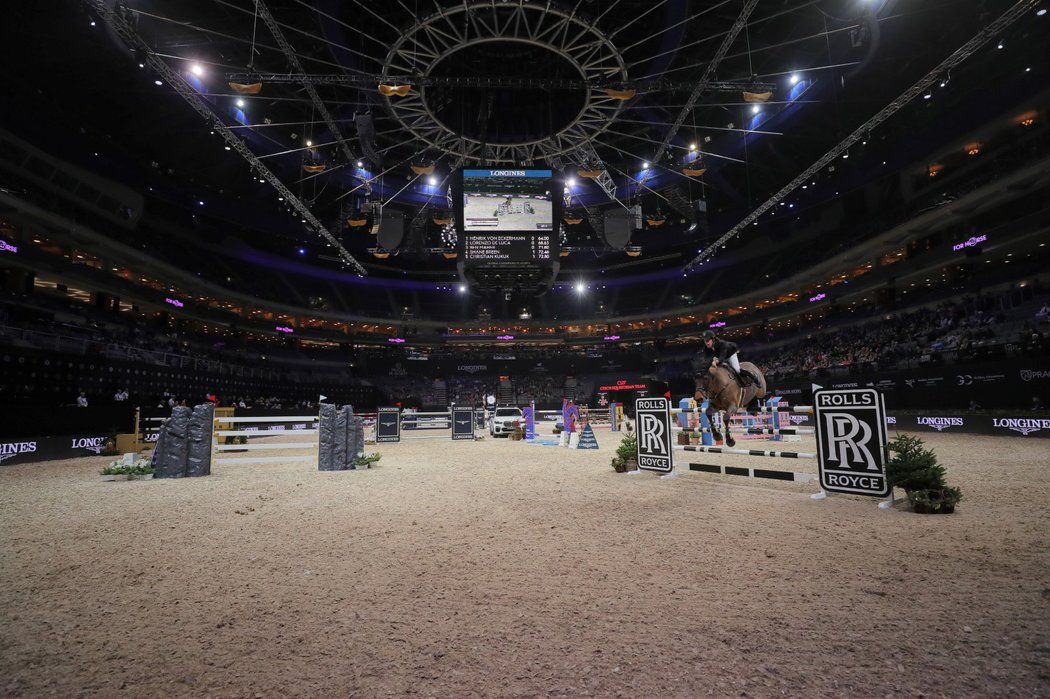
[1,0,1048,319]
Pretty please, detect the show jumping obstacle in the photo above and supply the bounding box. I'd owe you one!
[637,392,898,508]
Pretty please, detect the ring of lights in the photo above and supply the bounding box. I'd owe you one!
[383,1,628,165]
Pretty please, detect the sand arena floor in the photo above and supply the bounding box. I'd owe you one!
[1,429,1048,697]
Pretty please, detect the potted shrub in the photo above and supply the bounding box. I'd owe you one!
[100,463,128,481]
[510,421,524,441]
[677,431,691,445]
[353,452,382,470]
[886,434,962,514]
[612,432,638,473]
[129,459,155,480]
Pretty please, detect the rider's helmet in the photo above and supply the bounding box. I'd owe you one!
[702,330,716,341]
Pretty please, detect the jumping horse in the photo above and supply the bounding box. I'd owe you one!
[693,359,767,447]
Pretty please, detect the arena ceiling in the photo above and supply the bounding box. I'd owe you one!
[3,0,1046,298]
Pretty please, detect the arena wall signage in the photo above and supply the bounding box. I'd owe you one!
[813,387,890,498]
[452,407,475,440]
[599,378,648,391]
[164,297,184,308]
[0,433,117,466]
[0,239,18,253]
[375,407,401,443]
[636,397,673,473]
[952,234,987,251]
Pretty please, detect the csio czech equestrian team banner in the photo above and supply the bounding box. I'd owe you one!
[813,387,890,497]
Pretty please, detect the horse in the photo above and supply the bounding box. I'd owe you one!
[693,358,767,447]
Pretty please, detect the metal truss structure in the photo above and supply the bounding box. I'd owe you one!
[223,72,773,95]
[85,0,368,275]
[684,0,1040,272]
[252,0,358,169]
[380,1,628,165]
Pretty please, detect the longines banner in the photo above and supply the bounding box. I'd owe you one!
[0,433,118,466]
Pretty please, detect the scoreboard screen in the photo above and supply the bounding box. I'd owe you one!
[463,231,555,262]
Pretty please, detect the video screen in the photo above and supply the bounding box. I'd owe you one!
[462,169,553,232]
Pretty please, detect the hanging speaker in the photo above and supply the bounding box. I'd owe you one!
[602,210,634,248]
[377,210,406,250]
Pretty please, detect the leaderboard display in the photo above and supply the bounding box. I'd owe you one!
[463,231,555,262]
[460,169,554,232]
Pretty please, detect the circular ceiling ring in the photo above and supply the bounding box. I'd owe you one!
[382,1,628,165]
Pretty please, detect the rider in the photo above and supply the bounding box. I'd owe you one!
[698,330,753,387]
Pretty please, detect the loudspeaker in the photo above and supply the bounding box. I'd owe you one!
[602,210,634,248]
[377,210,406,250]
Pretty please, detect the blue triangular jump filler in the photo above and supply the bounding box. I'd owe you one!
[576,423,599,449]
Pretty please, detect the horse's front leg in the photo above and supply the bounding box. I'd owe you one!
[705,405,723,444]
[724,413,735,448]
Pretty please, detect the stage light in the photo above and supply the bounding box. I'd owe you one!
[90,20,96,26]
[789,73,800,85]
[923,92,932,99]
[305,139,312,147]
[138,63,145,68]
[457,284,467,294]
[997,41,1004,49]
[642,161,650,169]
[428,176,437,185]
[356,161,363,167]
[224,145,231,151]
[567,178,576,186]
[198,200,205,206]
[154,79,163,86]
[190,63,204,76]
[751,105,760,114]
[298,248,306,255]
[1025,66,1031,72]
[1038,8,1047,15]
[574,282,585,294]
[236,98,245,108]
[689,143,697,151]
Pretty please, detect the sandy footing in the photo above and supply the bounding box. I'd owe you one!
[1,430,1047,696]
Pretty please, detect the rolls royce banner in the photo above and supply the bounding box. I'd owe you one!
[813,388,890,498]
[635,397,673,473]
[375,407,401,443]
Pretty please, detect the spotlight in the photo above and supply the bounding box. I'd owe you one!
[305,140,312,147]
[1025,66,1031,72]
[689,143,697,151]
[138,63,145,68]
[427,176,437,185]
[567,178,576,186]
[236,98,245,108]
[154,79,163,86]
[574,282,585,294]
[190,63,204,76]
[789,73,800,85]
[224,145,231,151]
[1038,8,1047,15]
[751,105,760,114]
[198,200,205,206]
[356,161,364,167]
[457,284,467,294]
[298,247,306,255]
[997,41,1004,49]
[90,20,96,26]
[641,161,650,169]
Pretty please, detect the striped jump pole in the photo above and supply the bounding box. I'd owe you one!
[676,445,818,459]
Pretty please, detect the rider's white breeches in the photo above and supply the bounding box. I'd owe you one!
[727,353,741,373]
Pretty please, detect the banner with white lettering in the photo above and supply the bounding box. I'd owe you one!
[635,397,673,473]
[814,388,890,497]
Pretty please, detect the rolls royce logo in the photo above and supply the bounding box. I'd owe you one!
[71,436,108,454]
[1020,369,1050,382]
[992,418,1049,436]
[0,441,38,463]
[915,417,964,431]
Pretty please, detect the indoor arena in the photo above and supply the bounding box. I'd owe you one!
[1,1,1048,697]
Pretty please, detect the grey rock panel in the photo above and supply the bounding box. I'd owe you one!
[317,403,337,471]
[153,406,191,478]
[185,403,214,477]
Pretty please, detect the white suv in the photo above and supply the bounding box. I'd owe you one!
[489,407,523,437]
